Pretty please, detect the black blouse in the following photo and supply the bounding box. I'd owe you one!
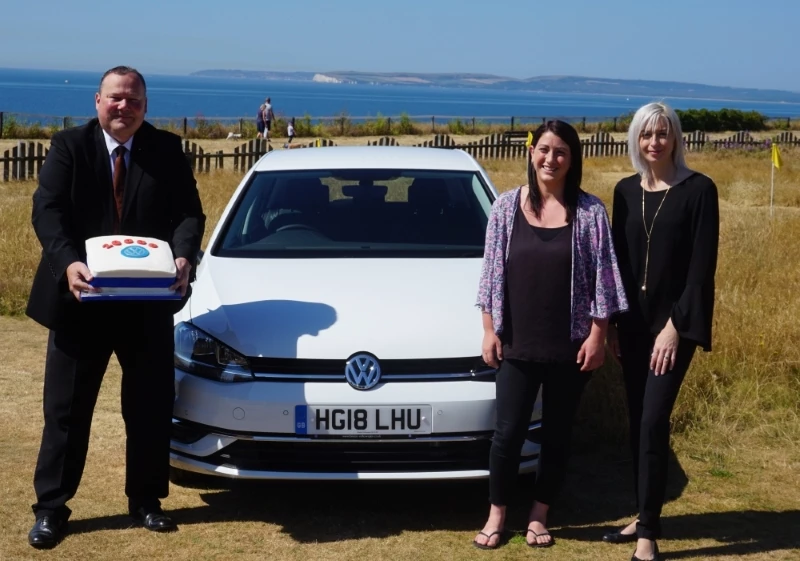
[611,172,719,351]
[502,208,579,362]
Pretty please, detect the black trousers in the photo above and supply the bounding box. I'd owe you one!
[32,304,175,519]
[489,359,590,507]
[618,330,696,540]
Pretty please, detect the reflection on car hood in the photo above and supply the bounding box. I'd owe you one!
[188,257,484,360]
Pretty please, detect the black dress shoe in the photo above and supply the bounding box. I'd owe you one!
[28,516,68,549]
[603,529,638,544]
[130,506,178,532]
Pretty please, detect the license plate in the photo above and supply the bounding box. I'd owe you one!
[295,405,432,435]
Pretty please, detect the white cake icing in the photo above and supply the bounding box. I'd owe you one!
[86,236,176,278]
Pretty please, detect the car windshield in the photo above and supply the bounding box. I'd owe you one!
[213,168,493,258]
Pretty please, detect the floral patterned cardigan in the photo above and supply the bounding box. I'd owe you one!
[477,187,629,341]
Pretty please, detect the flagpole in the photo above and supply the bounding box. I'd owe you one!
[770,157,775,218]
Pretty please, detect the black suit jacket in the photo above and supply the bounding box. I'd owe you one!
[27,119,206,330]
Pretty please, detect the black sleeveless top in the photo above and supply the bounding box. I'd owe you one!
[501,207,579,363]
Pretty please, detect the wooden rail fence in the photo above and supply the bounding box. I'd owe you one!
[3,132,799,182]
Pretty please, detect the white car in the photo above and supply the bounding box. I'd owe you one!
[170,146,541,481]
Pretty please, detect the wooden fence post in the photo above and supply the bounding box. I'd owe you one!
[472,117,476,134]
[613,117,617,132]
[0,112,3,138]
[183,117,188,138]
[63,117,69,130]
[37,142,45,176]
[431,116,435,133]
[239,119,243,134]
[387,117,391,135]
[27,141,35,178]
[19,142,27,180]
[510,116,515,131]
[582,117,586,131]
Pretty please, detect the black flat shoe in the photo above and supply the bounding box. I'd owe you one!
[631,540,660,561]
[603,529,638,544]
[28,516,68,549]
[130,506,178,533]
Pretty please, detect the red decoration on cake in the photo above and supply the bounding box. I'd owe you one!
[148,243,159,248]
[137,239,146,245]
[124,239,134,244]
[103,244,112,249]
[112,240,122,246]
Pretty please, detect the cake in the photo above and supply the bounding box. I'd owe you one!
[81,235,180,300]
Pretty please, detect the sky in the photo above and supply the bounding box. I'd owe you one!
[1,0,798,92]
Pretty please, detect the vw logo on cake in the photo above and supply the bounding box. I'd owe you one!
[121,245,151,258]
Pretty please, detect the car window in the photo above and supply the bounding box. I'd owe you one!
[214,169,493,258]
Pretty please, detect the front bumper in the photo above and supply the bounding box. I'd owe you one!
[170,369,541,480]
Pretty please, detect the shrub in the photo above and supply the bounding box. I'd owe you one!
[676,108,767,132]
[395,112,419,135]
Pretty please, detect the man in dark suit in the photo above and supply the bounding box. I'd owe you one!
[26,66,205,549]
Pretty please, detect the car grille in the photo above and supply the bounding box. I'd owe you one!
[248,356,495,382]
[178,438,497,473]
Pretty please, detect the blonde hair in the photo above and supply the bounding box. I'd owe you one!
[628,102,687,180]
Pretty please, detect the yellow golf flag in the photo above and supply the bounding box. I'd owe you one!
[315,138,321,148]
[772,143,782,169]
[525,131,533,149]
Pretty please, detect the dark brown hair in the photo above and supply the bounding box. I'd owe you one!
[98,66,147,94]
[525,119,583,222]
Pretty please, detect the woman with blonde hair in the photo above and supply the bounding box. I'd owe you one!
[474,120,628,549]
[604,102,719,561]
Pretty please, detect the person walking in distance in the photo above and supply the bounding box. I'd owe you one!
[263,97,275,141]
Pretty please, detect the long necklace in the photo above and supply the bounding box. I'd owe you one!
[641,185,671,294]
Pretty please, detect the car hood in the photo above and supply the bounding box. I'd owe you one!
[188,257,485,360]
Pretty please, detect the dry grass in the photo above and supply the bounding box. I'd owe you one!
[3,131,791,155]
[0,318,798,560]
[1,151,799,559]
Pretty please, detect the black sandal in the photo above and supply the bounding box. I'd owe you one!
[526,528,555,548]
[473,529,505,550]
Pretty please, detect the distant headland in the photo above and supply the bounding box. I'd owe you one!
[189,70,800,104]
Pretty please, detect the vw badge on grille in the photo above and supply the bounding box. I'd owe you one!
[344,353,381,390]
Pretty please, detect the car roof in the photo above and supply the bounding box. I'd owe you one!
[252,146,483,172]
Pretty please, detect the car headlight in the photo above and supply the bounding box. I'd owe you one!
[174,322,253,382]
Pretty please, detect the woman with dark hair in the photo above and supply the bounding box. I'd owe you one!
[474,120,628,549]
[603,102,718,561]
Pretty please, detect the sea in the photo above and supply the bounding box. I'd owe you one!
[3,67,800,124]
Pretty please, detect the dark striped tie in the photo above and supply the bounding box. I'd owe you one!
[113,145,127,232]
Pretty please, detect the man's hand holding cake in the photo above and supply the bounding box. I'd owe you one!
[66,261,98,301]
[170,257,192,297]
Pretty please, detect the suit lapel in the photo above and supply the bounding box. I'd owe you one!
[122,140,145,225]
[91,125,116,233]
